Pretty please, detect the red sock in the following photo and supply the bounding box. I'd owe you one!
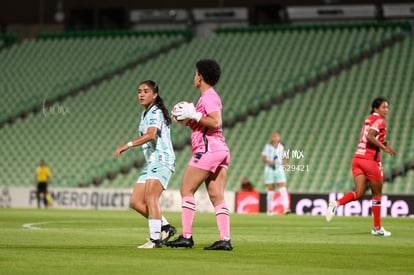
[372,196,381,230]
[337,191,358,206]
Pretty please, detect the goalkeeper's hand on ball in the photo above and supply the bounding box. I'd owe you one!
[174,102,202,122]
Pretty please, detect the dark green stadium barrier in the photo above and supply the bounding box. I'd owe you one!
[36,29,192,40]
[216,21,411,34]
[0,34,16,46]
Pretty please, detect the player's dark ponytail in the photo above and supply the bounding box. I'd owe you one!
[370,97,388,114]
[155,95,172,126]
[139,80,172,126]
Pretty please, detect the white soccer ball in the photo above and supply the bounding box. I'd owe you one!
[171,101,191,126]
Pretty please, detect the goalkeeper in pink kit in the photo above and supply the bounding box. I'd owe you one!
[166,59,233,250]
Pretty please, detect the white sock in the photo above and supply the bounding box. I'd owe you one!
[279,186,289,209]
[161,216,169,227]
[267,191,274,212]
[149,219,161,240]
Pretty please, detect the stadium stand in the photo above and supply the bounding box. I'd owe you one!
[384,170,414,194]
[0,22,412,194]
[0,30,190,124]
[221,33,414,193]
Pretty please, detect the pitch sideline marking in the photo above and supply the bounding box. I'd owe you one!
[22,221,57,230]
[22,221,342,231]
[21,221,147,231]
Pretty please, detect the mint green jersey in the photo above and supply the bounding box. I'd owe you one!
[138,104,175,172]
[261,143,285,171]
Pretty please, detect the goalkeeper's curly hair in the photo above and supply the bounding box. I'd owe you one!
[196,59,221,86]
[138,80,172,126]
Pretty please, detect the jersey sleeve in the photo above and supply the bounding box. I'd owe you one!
[147,107,163,129]
[370,117,384,132]
[203,92,222,115]
[261,144,268,157]
[280,144,286,159]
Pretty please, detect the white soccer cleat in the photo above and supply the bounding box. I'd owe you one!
[137,239,162,248]
[326,200,338,222]
[371,227,391,237]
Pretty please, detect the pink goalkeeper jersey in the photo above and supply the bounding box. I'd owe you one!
[190,88,228,154]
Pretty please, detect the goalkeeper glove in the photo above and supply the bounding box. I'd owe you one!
[175,102,202,122]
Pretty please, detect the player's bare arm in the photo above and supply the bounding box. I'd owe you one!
[114,127,158,157]
[198,111,222,130]
[261,155,274,165]
[282,158,289,167]
[366,129,396,155]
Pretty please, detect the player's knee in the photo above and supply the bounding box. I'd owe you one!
[180,186,195,197]
[130,200,138,210]
[130,200,145,212]
[354,191,361,199]
[208,193,223,205]
[371,190,382,197]
[277,182,286,188]
[144,193,158,206]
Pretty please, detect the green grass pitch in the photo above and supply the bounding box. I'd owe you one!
[1,208,413,275]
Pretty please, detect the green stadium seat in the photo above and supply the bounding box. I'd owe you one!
[0,23,412,194]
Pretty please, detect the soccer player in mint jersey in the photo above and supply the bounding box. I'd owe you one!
[261,132,290,215]
[326,97,396,236]
[114,80,177,248]
[166,59,233,250]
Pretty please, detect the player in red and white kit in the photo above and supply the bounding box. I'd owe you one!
[326,97,396,236]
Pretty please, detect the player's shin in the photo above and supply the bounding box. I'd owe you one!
[182,196,196,238]
[215,203,230,241]
[372,197,382,230]
[266,190,274,214]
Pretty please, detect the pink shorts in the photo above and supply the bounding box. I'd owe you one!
[352,157,383,181]
[188,150,230,173]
